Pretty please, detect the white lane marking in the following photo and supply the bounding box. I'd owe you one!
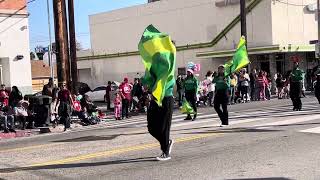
[300,126,320,134]
[254,114,320,129]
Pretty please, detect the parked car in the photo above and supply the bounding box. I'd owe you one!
[85,82,120,108]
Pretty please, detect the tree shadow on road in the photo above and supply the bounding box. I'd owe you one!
[0,157,157,173]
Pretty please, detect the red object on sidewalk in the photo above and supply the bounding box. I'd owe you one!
[0,131,31,140]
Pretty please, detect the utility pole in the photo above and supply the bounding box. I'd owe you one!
[317,0,320,60]
[52,0,70,88]
[46,0,54,82]
[240,0,247,41]
[68,0,78,93]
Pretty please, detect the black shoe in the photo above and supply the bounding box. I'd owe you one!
[184,115,192,120]
[156,153,171,161]
[3,129,9,133]
[9,129,16,133]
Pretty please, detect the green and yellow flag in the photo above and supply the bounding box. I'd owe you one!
[180,99,195,114]
[224,36,250,76]
[138,25,176,106]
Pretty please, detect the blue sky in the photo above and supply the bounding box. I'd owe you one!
[28,0,147,51]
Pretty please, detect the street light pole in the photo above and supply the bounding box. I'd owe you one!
[46,0,54,82]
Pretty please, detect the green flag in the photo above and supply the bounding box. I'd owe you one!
[180,99,195,114]
[224,36,250,76]
[138,25,176,106]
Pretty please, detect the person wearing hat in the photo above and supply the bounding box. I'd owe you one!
[214,65,230,127]
[314,73,320,104]
[289,62,304,111]
[120,77,132,119]
[183,69,198,120]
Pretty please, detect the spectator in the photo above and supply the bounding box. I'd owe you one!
[205,71,215,107]
[238,69,250,102]
[276,74,285,99]
[229,73,237,104]
[176,75,184,107]
[105,81,112,110]
[120,78,132,119]
[15,98,29,130]
[265,72,272,100]
[132,78,144,111]
[114,92,122,120]
[42,78,55,97]
[249,69,257,101]
[56,83,73,131]
[0,106,15,133]
[9,86,23,108]
[0,84,9,107]
[314,74,320,104]
[257,71,266,101]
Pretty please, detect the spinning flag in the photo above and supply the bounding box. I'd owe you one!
[138,25,176,106]
[224,36,250,76]
[180,99,195,114]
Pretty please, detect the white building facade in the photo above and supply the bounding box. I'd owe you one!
[78,0,318,90]
[0,0,32,94]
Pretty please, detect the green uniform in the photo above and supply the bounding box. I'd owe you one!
[183,76,198,93]
[214,75,230,91]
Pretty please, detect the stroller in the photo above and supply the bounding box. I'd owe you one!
[78,95,101,126]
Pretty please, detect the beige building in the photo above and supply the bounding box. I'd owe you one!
[78,0,318,89]
[0,0,32,94]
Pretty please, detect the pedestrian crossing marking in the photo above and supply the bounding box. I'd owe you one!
[300,126,320,134]
[254,114,320,129]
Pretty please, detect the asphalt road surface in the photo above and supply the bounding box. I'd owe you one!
[1,97,320,180]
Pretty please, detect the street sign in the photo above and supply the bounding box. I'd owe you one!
[194,64,201,72]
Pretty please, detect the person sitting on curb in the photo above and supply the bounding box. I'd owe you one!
[0,105,15,133]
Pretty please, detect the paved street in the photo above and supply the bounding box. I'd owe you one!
[1,97,320,180]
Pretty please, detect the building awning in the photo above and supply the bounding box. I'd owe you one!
[196,44,315,58]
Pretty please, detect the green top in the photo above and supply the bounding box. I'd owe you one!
[183,76,198,93]
[214,75,230,91]
[290,68,304,82]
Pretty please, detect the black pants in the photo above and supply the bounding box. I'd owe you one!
[177,90,183,107]
[147,96,174,155]
[240,86,248,101]
[185,91,197,115]
[214,90,229,125]
[290,82,302,110]
[122,99,129,118]
[316,95,320,104]
[208,91,214,106]
[58,102,71,129]
[106,98,111,110]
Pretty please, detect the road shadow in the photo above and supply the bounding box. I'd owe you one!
[52,135,120,143]
[227,178,292,180]
[0,157,156,173]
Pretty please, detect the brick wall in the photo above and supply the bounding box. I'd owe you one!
[0,0,26,10]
